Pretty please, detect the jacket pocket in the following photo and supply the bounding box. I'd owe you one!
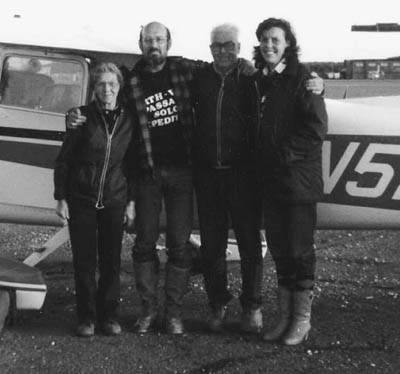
[104,166,127,203]
[70,162,98,197]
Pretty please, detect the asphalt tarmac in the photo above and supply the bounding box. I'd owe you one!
[0,224,400,373]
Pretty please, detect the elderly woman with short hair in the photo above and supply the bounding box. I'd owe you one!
[54,62,136,337]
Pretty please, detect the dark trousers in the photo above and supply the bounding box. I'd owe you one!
[195,167,263,310]
[132,165,193,268]
[68,202,125,323]
[263,199,317,290]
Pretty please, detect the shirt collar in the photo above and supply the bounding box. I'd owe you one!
[94,98,120,113]
[262,59,287,76]
[212,61,238,78]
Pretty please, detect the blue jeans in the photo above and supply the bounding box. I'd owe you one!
[133,165,193,268]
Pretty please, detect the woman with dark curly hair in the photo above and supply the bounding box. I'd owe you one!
[253,18,328,345]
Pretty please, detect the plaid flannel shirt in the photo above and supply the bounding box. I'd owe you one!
[127,57,204,172]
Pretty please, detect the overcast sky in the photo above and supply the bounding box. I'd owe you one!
[1,0,400,62]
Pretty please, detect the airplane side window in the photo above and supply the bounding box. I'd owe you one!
[0,56,84,113]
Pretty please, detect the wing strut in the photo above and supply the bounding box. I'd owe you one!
[23,226,70,266]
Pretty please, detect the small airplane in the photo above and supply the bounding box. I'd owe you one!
[0,38,400,315]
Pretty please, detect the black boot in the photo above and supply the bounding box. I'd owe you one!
[164,263,191,335]
[240,258,264,333]
[133,260,159,333]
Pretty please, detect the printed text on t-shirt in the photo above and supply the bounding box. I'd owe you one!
[145,89,179,128]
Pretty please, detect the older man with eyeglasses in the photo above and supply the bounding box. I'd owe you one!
[191,24,264,333]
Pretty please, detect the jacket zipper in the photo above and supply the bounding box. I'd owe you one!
[95,110,121,209]
[255,78,278,146]
[254,80,261,140]
[216,77,225,167]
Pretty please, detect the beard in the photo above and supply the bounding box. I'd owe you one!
[145,49,167,68]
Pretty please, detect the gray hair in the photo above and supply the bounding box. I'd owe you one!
[210,23,240,42]
[90,62,124,89]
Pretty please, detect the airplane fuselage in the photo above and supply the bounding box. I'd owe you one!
[1,42,400,230]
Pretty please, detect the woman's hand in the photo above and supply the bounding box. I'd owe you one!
[56,199,69,224]
[124,200,135,232]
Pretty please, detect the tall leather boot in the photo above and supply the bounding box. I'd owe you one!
[164,263,191,335]
[282,289,313,345]
[133,260,159,333]
[262,286,292,341]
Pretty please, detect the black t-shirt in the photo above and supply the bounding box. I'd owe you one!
[140,65,188,166]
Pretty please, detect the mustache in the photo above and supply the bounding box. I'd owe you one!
[148,48,160,54]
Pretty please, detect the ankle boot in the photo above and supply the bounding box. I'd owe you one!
[208,304,228,332]
[133,260,159,333]
[240,258,263,334]
[241,307,263,333]
[263,286,292,341]
[164,263,191,334]
[282,289,313,345]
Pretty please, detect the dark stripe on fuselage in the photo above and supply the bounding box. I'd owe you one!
[0,127,64,141]
[0,139,61,169]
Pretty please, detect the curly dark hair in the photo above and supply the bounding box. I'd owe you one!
[253,18,300,69]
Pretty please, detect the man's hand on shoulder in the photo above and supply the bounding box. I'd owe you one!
[66,108,87,129]
[305,72,324,95]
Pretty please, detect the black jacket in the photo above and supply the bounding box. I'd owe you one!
[254,61,328,202]
[191,63,257,168]
[54,101,136,208]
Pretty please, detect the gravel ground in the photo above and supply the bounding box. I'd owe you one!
[0,224,400,373]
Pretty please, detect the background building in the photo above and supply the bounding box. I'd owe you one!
[344,58,400,79]
[305,57,400,79]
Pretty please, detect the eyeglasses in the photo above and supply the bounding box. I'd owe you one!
[95,81,119,89]
[142,37,168,45]
[210,41,237,52]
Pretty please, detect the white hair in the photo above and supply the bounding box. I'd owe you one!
[210,23,240,42]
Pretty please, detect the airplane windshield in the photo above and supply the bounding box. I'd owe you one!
[0,56,84,113]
